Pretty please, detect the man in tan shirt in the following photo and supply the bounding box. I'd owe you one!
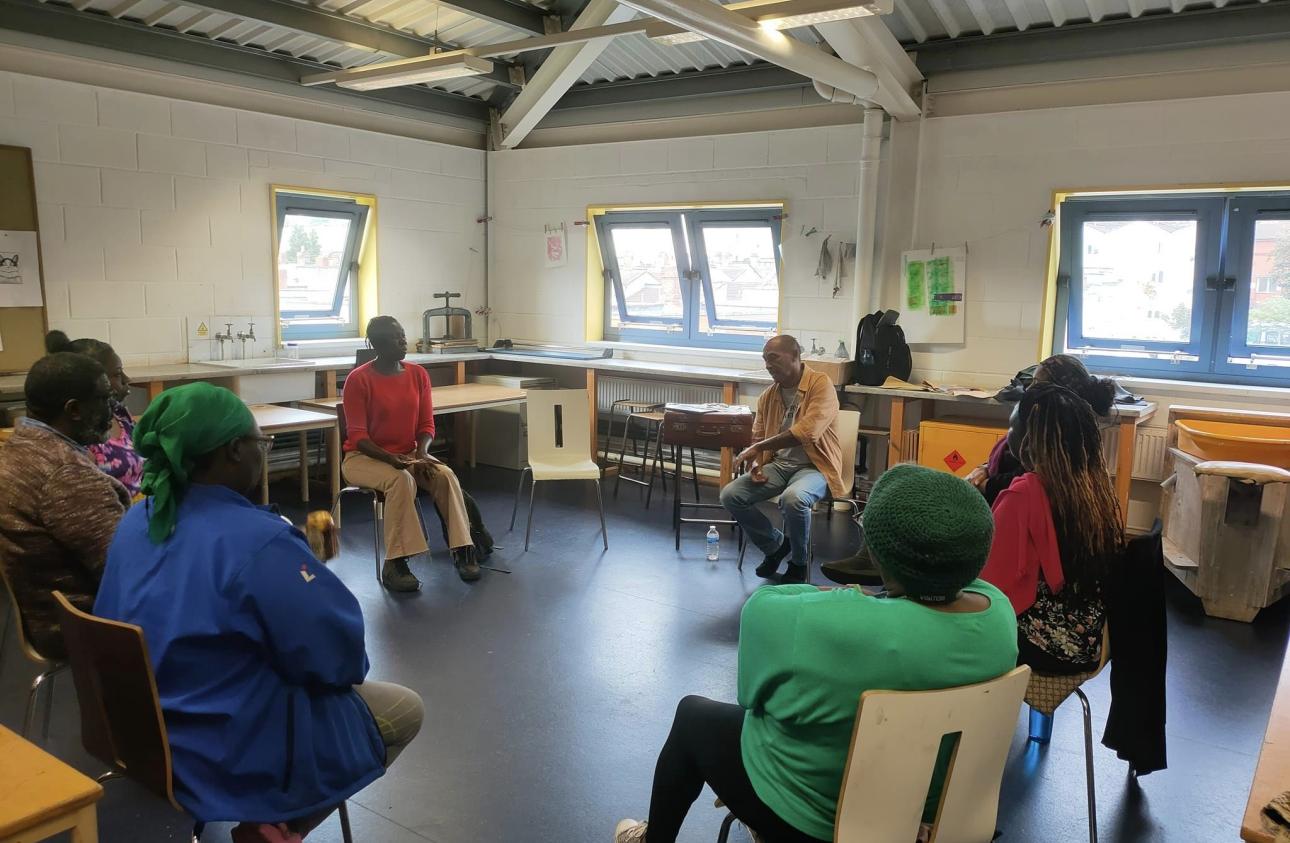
[720,335,844,583]
[0,352,129,659]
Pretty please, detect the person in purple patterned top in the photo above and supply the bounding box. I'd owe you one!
[45,332,144,498]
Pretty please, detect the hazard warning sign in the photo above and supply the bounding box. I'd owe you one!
[944,450,966,472]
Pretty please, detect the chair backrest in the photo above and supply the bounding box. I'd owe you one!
[0,564,54,666]
[835,665,1031,843]
[525,389,593,465]
[834,410,862,496]
[52,590,182,813]
[336,402,350,445]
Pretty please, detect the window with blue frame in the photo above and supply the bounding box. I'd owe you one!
[1055,192,1290,386]
[595,207,782,350]
[274,191,370,341]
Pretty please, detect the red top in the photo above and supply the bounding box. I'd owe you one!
[979,472,1065,616]
[342,361,435,454]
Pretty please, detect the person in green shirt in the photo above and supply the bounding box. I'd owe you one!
[615,464,1019,843]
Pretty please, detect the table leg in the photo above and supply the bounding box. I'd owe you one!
[470,410,478,468]
[298,432,310,503]
[587,369,598,465]
[322,370,338,399]
[147,380,164,404]
[888,397,906,468]
[328,425,341,510]
[261,456,270,506]
[1115,417,1136,526]
[69,804,99,843]
[720,380,737,487]
[455,361,467,384]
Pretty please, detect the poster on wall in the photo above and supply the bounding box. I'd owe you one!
[0,230,44,308]
[544,224,567,269]
[900,245,966,344]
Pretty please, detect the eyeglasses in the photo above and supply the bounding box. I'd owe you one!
[251,435,275,455]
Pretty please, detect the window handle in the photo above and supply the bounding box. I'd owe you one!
[1222,276,1237,292]
[1205,275,1218,291]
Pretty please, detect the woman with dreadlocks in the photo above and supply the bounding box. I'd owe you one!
[979,383,1124,674]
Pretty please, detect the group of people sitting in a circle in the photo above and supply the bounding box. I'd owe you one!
[0,323,1120,843]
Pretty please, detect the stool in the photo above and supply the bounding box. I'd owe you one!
[610,405,668,508]
[664,442,738,552]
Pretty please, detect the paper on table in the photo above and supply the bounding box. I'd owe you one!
[0,230,44,308]
[878,376,997,399]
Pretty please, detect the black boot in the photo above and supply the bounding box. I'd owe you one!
[381,557,421,592]
[755,535,792,579]
[453,546,482,582]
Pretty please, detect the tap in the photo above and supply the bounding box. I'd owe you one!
[214,323,234,361]
[237,321,256,359]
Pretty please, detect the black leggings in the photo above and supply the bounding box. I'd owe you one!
[647,695,828,843]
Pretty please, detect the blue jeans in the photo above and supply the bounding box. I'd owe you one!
[719,463,828,568]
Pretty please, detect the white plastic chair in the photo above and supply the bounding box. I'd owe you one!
[510,389,608,552]
[718,665,1031,843]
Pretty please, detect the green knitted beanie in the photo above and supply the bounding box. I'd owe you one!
[862,464,995,602]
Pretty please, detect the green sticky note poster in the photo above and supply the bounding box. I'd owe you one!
[928,256,953,316]
[905,259,926,310]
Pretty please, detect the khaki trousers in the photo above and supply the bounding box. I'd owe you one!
[342,452,473,557]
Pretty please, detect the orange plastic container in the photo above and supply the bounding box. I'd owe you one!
[1175,420,1290,470]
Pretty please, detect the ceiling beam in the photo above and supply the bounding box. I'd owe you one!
[111,0,521,88]
[553,63,810,109]
[498,0,637,148]
[913,2,1290,74]
[0,0,489,119]
[429,0,549,34]
[817,17,920,119]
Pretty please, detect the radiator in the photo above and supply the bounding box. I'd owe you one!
[596,377,722,413]
[1101,425,1170,482]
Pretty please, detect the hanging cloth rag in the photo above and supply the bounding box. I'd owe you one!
[814,234,834,279]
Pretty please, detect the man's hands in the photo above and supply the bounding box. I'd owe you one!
[735,445,768,483]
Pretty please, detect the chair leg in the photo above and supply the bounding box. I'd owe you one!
[23,665,62,741]
[645,421,664,510]
[338,801,354,843]
[1028,707,1054,744]
[716,811,736,843]
[372,497,383,583]
[95,770,122,784]
[0,604,10,679]
[614,414,636,498]
[689,447,700,501]
[595,479,609,550]
[1077,688,1098,843]
[524,479,537,551]
[192,821,205,842]
[510,467,530,531]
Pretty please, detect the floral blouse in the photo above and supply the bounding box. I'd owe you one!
[1018,580,1105,667]
[89,401,144,499]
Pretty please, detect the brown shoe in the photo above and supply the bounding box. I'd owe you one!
[821,544,882,586]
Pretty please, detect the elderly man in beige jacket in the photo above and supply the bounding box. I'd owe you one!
[720,335,844,583]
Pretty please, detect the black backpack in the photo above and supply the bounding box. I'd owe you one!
[853,309,912,386]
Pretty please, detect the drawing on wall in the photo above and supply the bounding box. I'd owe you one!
[0,230,44,308]
[900,245,966,344]
[544,224,567,269]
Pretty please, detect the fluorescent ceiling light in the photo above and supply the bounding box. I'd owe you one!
[646,0,890,44]
[334,55,493,91]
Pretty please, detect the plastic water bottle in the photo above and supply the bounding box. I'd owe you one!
[706,526,720,561]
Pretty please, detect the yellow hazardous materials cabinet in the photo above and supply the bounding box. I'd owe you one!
[917,418,1007,478]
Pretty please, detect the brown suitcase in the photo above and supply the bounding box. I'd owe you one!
[662,404,754,449]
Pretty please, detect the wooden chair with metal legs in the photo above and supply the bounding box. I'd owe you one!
[606,400,668,508]
[0,567,66,742]
[510,389,608,552]
[52,592,354,843]
[717,666,1032,842]
[331,405,431,583]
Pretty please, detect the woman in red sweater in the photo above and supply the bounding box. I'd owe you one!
[979,384,1124,674]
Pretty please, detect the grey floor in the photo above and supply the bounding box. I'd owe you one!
[2,463,1287,842]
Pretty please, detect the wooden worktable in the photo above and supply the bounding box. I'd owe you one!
[300,383,526,416]
[248,403,340,508]
[844,383,1157,525]
[1243,639,1290,842]
[0,724,103,842]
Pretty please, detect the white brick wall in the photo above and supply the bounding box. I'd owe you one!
[0,70,485,364]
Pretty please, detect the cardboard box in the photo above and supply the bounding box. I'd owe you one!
[804,358,853,386]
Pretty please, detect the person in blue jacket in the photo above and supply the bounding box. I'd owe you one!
[94,383,423,840]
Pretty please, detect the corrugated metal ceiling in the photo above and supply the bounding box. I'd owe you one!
[30,0,1283,103]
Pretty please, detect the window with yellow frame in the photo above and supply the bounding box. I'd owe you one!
[588,202,784,351]
[271,186,378,343]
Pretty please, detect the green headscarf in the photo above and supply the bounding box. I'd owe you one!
[135,382,256,543]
